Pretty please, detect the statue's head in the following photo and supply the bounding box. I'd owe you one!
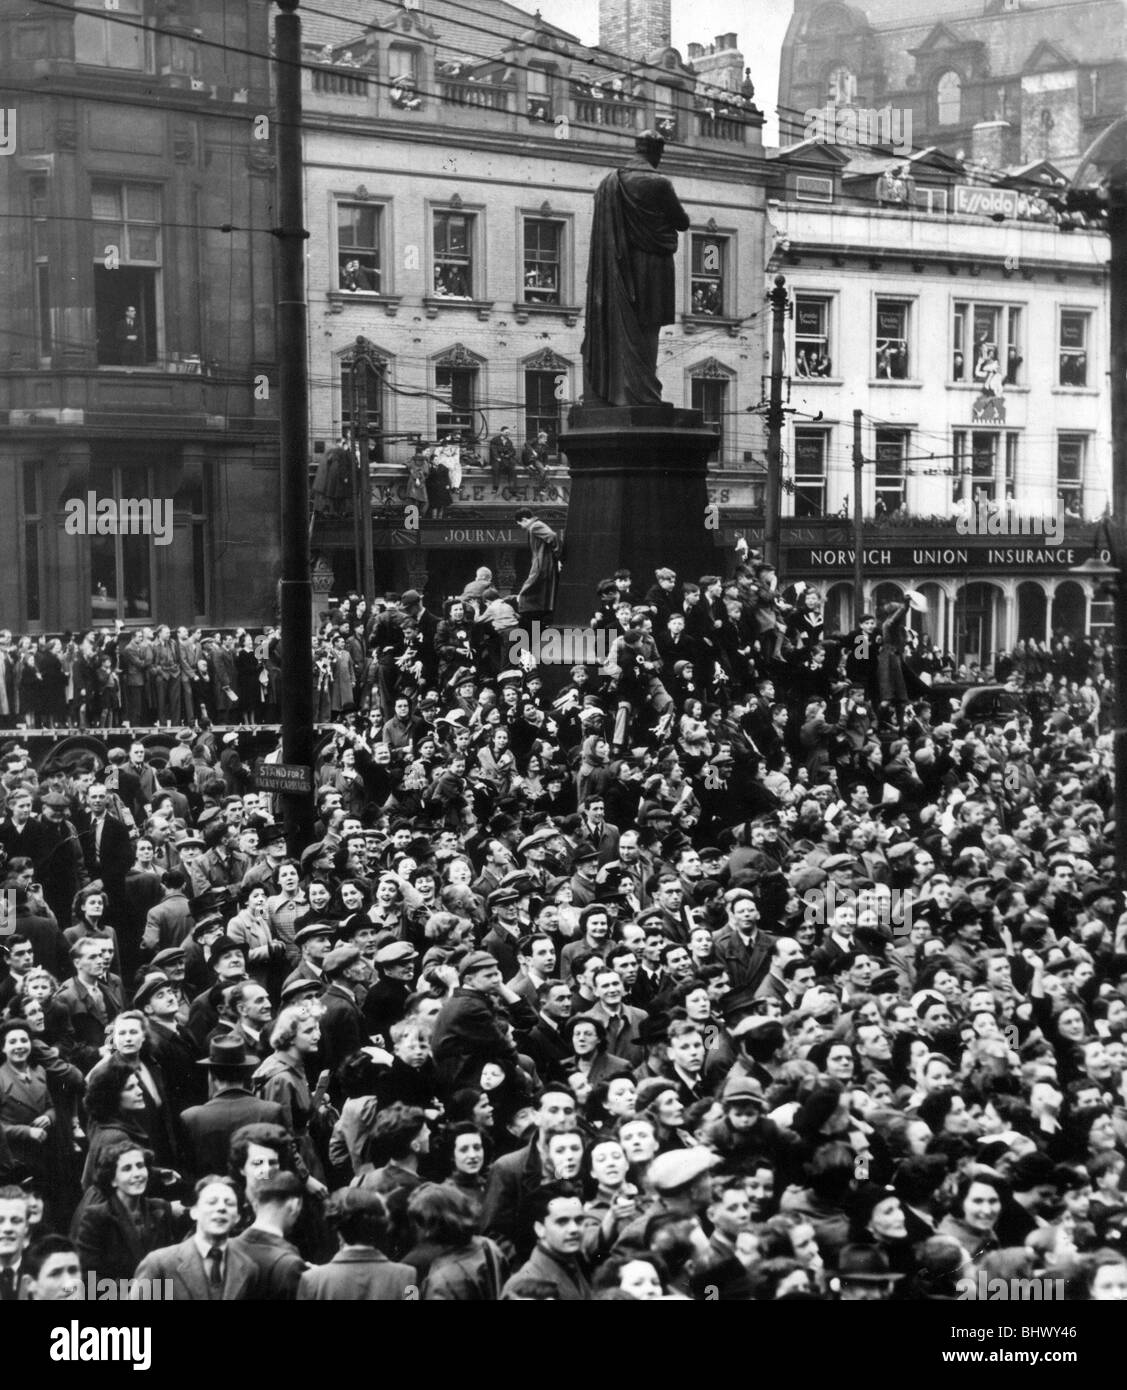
[635,129,665,167]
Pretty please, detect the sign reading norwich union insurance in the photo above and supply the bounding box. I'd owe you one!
[787,543,1085,575]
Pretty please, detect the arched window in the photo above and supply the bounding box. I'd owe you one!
[827,65,856,105]
[936,70,961,125]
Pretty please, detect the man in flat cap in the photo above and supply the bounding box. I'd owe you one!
[362,941,419,1047]
[319,944,373,1087]
[430,951,535,1100]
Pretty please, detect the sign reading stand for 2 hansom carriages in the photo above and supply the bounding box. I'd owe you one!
[254,759,313,793]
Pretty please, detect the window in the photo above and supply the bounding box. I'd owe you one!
[794,296,831,376]
[874,430,907,514]
[433,211,475,299]
[522,219,562,305]
[937,70,961,125]
[435,363,477,435]
[388,45,418,81]
[92,181,161,366]
[690,234,727,317]
[875,300,910,379]
[1059,310,1090,386]
[793,429,828,517]
[175,462,209,620]
[1057,435,1086,516]
[88,460,155,620]
[827,65,856,105]
[75,0,146,70]
[952,302,1022,385]
[527,65,552,121]
[340,352,386,463]
[912,186,948,215]
[337,203,381,293]
[953,431,1016,505]
[691,377,728,461]
[30,176,50,359]
[525,371,562,451]
[22,462,42,625]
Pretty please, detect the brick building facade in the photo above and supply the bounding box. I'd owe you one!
[0,0,280,633]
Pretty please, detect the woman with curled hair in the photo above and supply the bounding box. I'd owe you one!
[592,1250,669,1300]
[252,1003,329,1190]
[937,1167,1004,1267]
[71,1138,175,1284]
[438,1120,492,1217]
[66,884,123,979]
[85,1010,179,1172]
[1075,1247,1127,1301]
[81,1055,151,1188]
[561,1014,632,1101]
[405,1182,509,1299]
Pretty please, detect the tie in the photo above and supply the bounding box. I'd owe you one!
[0,1267,16,1301]
[206,1246,223,1293]
[95,818,104,856]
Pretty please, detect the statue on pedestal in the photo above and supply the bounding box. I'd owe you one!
[581,130,690,409]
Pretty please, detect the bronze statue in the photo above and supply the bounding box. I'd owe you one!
[581,130,690,409]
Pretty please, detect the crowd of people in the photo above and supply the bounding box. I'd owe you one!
[0,627,281,731]
[0,541,1125,1302]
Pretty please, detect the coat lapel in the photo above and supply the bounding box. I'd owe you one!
[176,1239,210,1301]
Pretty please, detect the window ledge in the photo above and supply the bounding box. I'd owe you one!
[792,376,842,385]
[945,382,1029,392]
[682,313,742,337]
[327,291,402,317]
[1052,386,1098,395]
[424,297,495,321]
[866,378,923,388]
[512,302,580,325]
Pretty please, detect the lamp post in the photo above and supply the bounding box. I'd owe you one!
[1066,119,1127,881]
[274,0,314,851]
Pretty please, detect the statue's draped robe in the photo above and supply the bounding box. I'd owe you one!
[581,160,690,408]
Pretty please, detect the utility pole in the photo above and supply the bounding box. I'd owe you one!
[763,274,789,574]
[1063,141,1127,880]
[352,337,378,599]
[1107,163,1127,880]
[273,0,314,851]
[852,408,864,625]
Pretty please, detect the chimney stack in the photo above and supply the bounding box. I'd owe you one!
[599,0,672,57]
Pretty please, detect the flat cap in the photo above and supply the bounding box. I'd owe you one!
[647,1148,721,1194]
[323,944,362,976]
[374,941,418,967]
[458,949,500,979]
[294,922,336,946]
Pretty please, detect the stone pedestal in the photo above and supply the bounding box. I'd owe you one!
[553,403,719,627]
